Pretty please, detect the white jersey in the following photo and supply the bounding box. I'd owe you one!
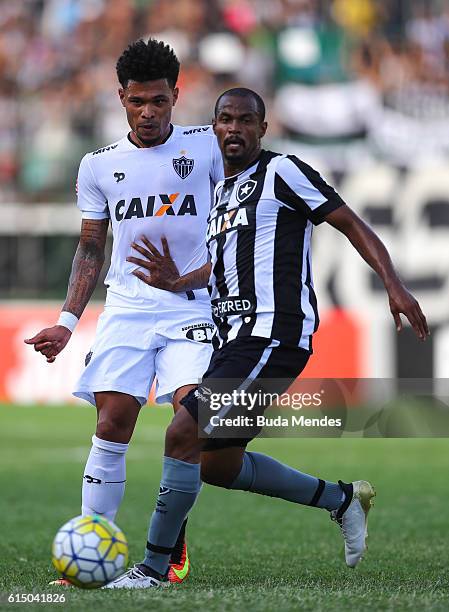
[76,124,223,310]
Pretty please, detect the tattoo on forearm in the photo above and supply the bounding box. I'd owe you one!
[63,219,108,318]
[179,263,211,291]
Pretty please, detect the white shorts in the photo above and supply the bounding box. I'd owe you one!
[73,305,214,406]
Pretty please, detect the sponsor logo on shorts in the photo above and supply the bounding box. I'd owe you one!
[211,296,255,318]
[194,386,212,404]
[181,323,214,343]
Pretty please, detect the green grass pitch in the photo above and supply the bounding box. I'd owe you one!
[1,404,449,611]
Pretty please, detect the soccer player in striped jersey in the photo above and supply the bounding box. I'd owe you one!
[105,88,429,588]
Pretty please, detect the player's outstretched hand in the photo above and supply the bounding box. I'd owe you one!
[388,283,429,340]
[24,326,72,363]
[127,235,181,292]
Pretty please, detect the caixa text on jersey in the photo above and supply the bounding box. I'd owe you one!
[115,194,197,221]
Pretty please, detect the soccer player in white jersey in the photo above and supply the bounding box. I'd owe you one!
[105,88,429,588]
[24,38,223,584]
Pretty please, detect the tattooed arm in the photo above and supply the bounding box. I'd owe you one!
[24,219,109,362]
[169,262,211,292]
[62,219,109,316]
[127,235,211,291]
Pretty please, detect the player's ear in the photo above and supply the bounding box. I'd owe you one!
[259,121,267,138]
[118,88,126,107]
[212,118,217,133]
[172,87,179,106]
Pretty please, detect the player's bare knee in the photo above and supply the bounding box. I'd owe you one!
[165,421,193,457]
[165,415,200,460]
[94,393,140,443]
[95,413,134,443]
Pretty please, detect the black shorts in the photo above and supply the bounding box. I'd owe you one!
[181,337,310,451]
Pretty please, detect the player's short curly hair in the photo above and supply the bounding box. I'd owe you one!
[116,38,180,88]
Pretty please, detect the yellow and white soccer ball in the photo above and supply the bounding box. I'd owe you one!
[52,515,128,588]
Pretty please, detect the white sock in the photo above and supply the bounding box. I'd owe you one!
[81,435,128,522]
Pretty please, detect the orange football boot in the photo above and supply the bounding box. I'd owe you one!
[168,541,190,584]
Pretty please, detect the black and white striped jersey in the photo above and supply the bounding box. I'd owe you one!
[206,149,345,350]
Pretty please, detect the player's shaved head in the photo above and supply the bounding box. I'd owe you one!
[213,88,267,176]
[214,88,266,121]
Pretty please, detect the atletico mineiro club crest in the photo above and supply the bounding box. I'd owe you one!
[173,156,195,179]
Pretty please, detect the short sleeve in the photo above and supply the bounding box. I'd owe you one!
[76,155,109,219]
[210,136,224,186]
[274,155,345,225]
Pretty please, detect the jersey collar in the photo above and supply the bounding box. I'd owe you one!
[127,124,174,149]
[223,150,263,184]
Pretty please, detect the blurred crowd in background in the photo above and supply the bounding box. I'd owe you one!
[1,0,449,203]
